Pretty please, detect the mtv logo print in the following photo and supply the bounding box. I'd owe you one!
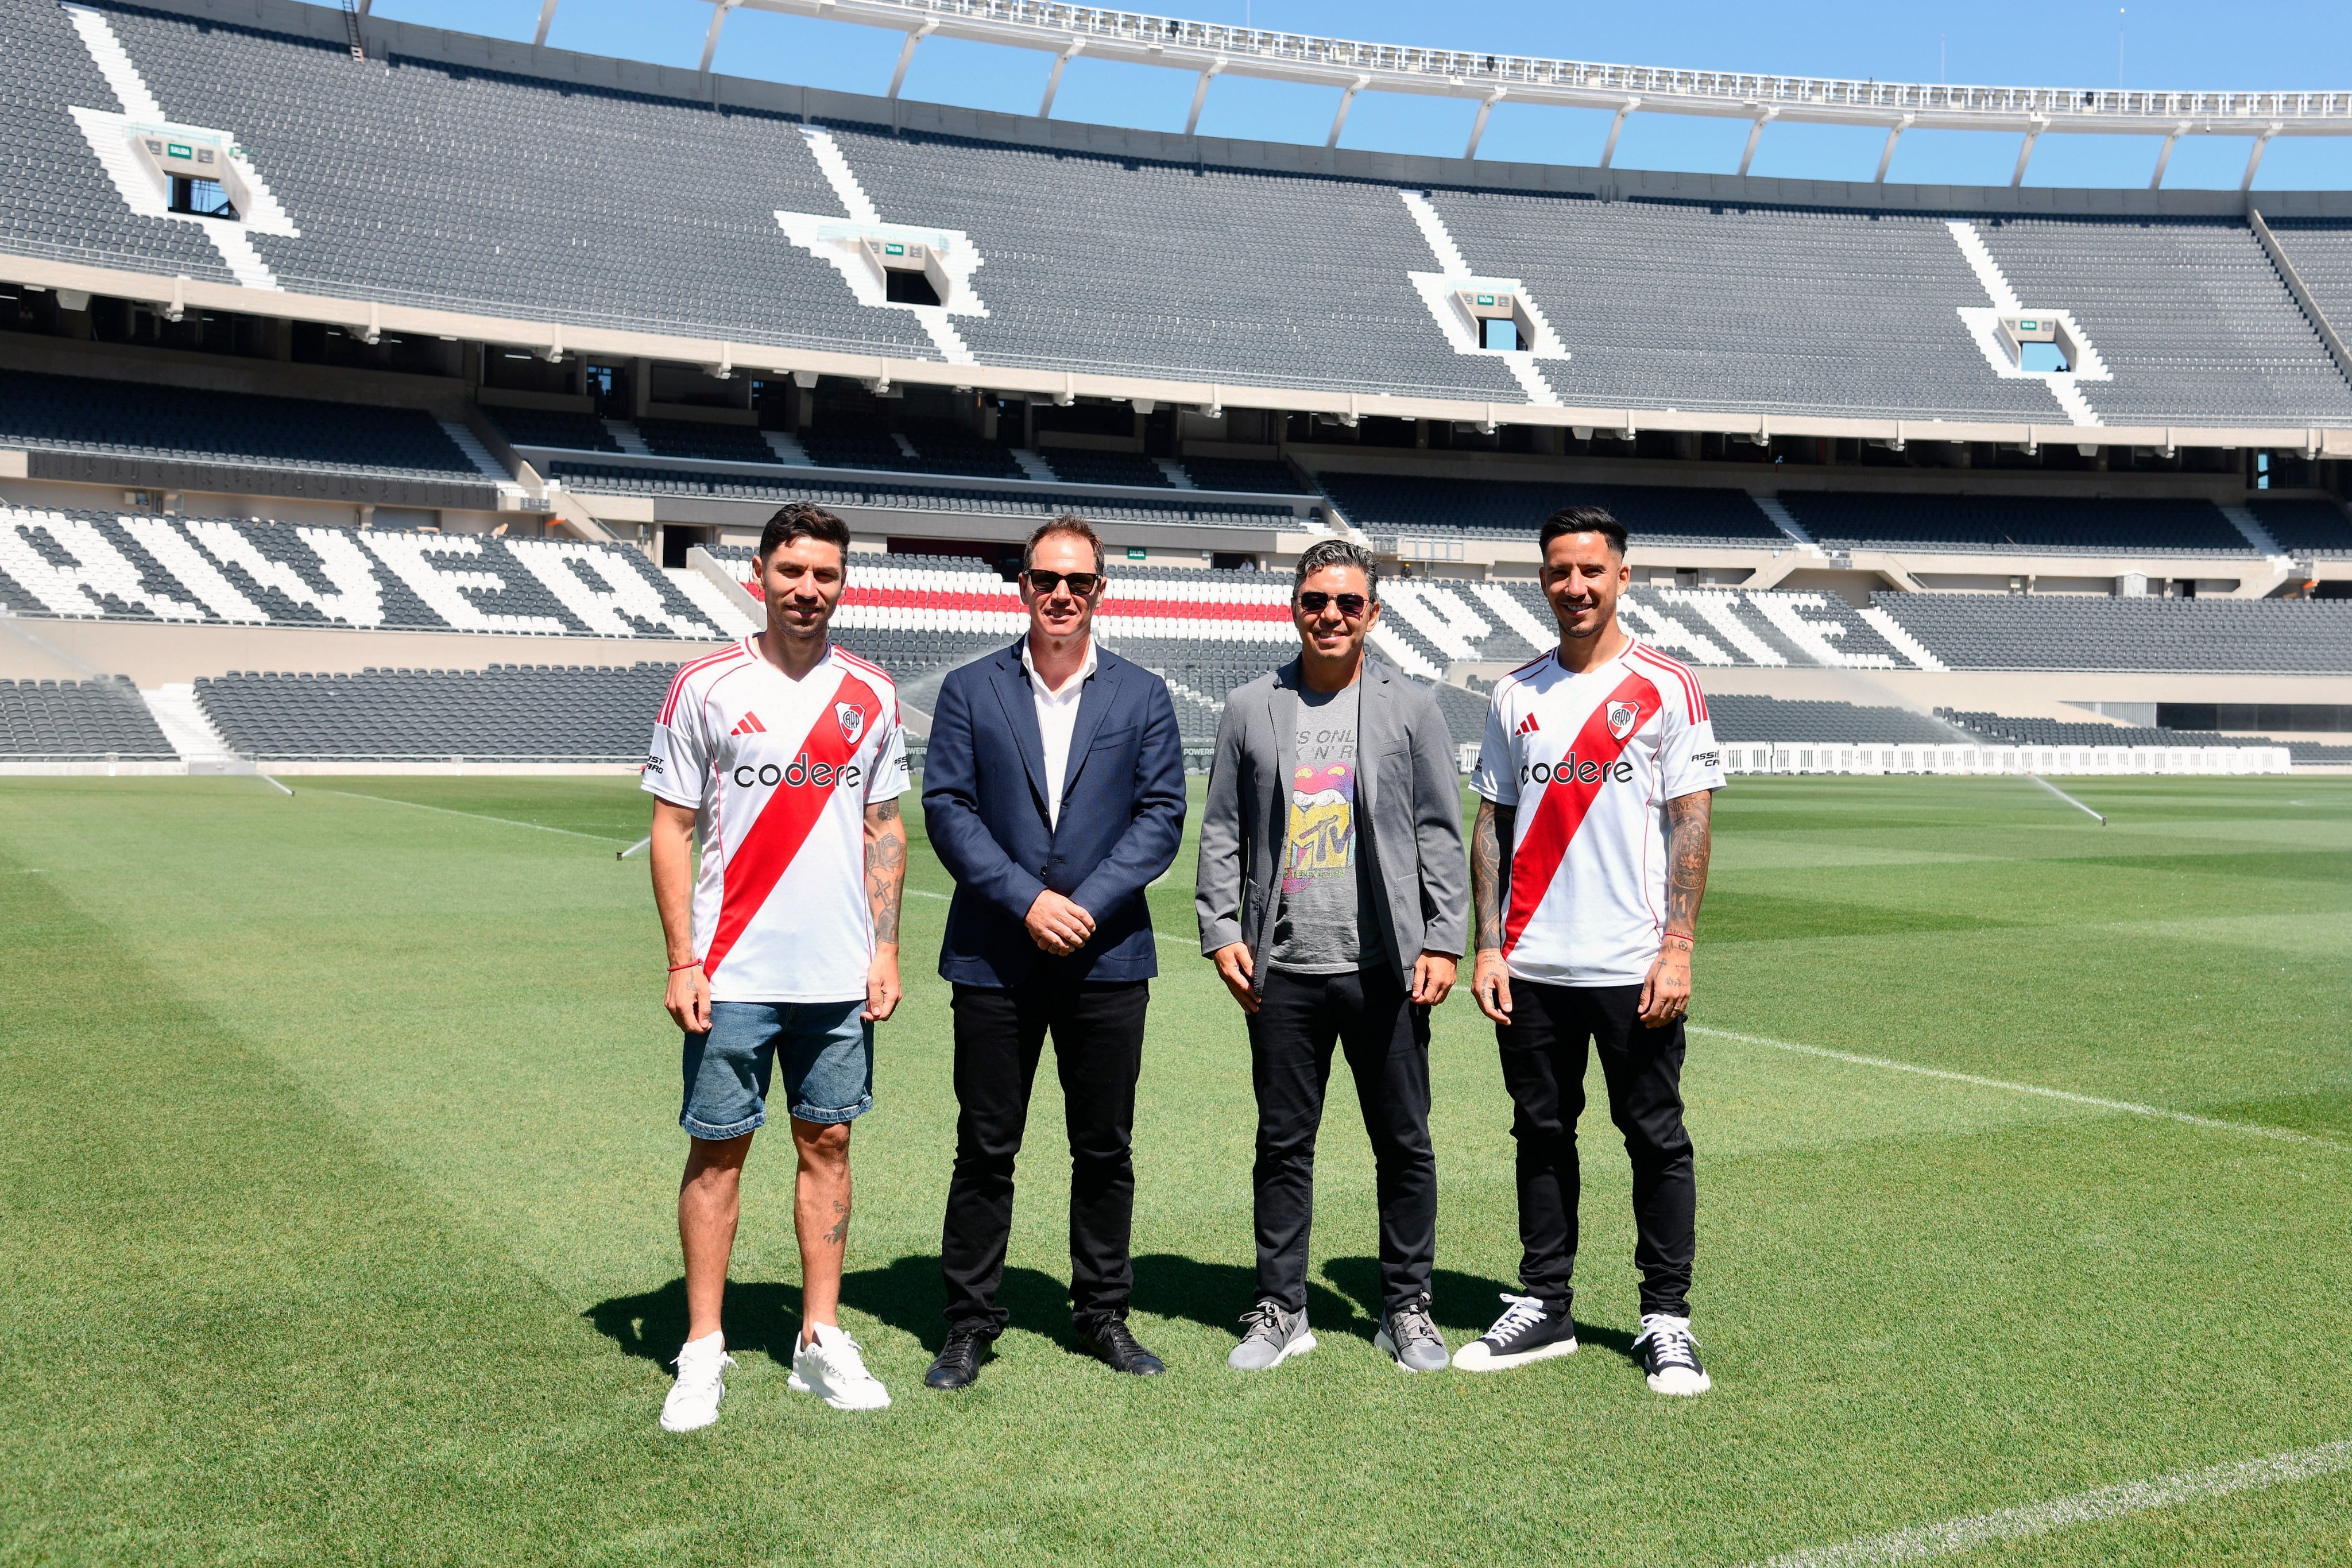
[835,701,867,746]
[1607,701,1639,741]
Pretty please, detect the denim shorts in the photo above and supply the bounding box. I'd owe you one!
[680,999,873,1140]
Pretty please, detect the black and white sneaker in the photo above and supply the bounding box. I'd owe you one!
[1451,1292,1577,1371]
[1632,1313,1711,1395]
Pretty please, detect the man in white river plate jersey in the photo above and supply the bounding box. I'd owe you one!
[1457,506,1723,1396]
[641,502,909,1430]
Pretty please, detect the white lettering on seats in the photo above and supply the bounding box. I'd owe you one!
[0,510,206,618]
[360,533,567,634]
[505,539,719,639]
[1615,591,1732,665]
[184,520,385,628]
[1747,591,1897,669]
[120,517,266,622]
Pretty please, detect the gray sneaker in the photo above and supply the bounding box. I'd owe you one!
[1227,1299,1316,1371]
[1374,1295,1450,1373]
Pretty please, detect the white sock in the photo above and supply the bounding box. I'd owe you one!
[680,1330,725,1358]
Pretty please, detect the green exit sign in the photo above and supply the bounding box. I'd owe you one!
[1475,293,1495,307]
[1126,547,1148,560]
[2019,319,2039,331]
[166,142,192,160]
[884,242,906,256]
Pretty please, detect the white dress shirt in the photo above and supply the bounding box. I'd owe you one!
[1021,636,1097,830]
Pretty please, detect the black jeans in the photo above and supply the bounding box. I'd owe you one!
[941,978,1148,1333]
[1496,981,1695,1318]
[1247,965,1436,1316]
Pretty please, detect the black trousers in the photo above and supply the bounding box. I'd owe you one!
[1496,981,1695,1318]
[941,978,1148,1333]
[1247,965,1436,1316]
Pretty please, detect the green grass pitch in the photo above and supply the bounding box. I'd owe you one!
[2,772,2348,1566]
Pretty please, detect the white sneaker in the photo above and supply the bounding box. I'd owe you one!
[789,1322,892,1411]
[660,1334,736,1433]
[1633,1313,1712,1395]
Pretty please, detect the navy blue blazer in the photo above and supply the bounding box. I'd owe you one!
[923,641,1187,988]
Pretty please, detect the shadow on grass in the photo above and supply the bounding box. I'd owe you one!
[1317,1258,1642,1366]
[590,1256,1151,1364]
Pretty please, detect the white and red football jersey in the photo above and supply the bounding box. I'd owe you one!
[1471,638,1726,987]
[643,638,909,1004]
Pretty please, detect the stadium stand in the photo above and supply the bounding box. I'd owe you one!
[1873,594,2352,672]
[195,663,675,761]
[17,2,2334,431]
[1940,708,2268,749]
[1778,493,2256,556]
[554,464,1297,528]
[794,418,1024,479]
[1712,694,1954,746]
[0,507,726,638]
[1423,194,2065,422]
[2246,498,2352,557]
[1181,458,1309,494]
[0,369,477,482]
[635,419,781,466]
[1974,216,2352,429]
[1037,450,1173,489]
[481,407,621,454]
[0,674,175,759]
[1319,476,1792,548]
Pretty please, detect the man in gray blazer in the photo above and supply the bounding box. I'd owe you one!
[1196,538,1469,1374]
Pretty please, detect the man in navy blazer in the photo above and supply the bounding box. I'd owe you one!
[920,516,1187,1390]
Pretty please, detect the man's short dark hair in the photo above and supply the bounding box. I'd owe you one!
[1292,537,1381,603]
[1024,514,1105,575]
[756,501,851,562]
[1539,506,1628,558]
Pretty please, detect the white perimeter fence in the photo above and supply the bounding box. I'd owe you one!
[1453,742,2291,776]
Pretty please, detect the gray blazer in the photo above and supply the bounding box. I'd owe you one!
[1196,655,1469,994]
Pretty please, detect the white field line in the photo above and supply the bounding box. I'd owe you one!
[306,788,635,846]
[1744,1438,2352,1567]
[1692,1025,2349,1152]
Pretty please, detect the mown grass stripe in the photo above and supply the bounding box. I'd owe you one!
[1693,1025,2350,1152]
[305,787,636,844]
[1745,1439,2352,1567]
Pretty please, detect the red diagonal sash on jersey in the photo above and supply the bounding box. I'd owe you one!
[701,672,880,981]
[1500,669,1661,959]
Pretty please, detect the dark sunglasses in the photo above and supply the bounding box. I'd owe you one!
[1023,568,1103,597]
[1295,590,1370,619]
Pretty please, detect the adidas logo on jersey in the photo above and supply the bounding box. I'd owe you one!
[1515,712,1542,736]
[730,713,767,737]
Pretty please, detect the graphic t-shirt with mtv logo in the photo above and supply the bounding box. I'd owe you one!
[1268,680,1388,975]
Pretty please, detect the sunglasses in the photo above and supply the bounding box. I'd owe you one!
[1023,568,1103,597]
[1295,590,1370,619]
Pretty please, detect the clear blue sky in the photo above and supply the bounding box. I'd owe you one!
[361,0,2352,190]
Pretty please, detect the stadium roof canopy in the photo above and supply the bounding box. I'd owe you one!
[660,0,2352,187]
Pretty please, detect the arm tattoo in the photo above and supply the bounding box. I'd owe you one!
[1471,800,1513,951]
[1662,789,1713,940]
[865,799,907,945]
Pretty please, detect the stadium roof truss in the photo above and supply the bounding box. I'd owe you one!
[684,0,2352,189]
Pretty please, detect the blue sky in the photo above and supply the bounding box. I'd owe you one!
[360,0,2352,190]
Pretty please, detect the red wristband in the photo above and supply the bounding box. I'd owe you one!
[669,961,703,973]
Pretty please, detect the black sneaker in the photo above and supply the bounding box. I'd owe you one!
[1452,1292,1577,1372]
[1633,1313,1711,1395]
